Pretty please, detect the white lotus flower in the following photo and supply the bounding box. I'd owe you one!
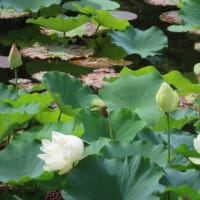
[38,131,84,175]
[189,134,200,165]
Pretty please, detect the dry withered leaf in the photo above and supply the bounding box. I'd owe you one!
[0,8,29,19]
[20,44,94,61]
[159,10,181,24]
[79,68,119,91]
[71,57,132,68]
[144,0,178,6]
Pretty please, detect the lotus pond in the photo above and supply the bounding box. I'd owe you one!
[1,0,200,199]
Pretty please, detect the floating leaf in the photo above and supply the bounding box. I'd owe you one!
[27,15,89,33]
[144,0,178,6]
[0,82,17,100]
[62,156,162,200]
[159,10,181,24]
[0,7,29,19]
[109,26,168,58]
[72,57,132,68]
[63,0,120,11]
[0,140,43,184]
[99,72,163,125]
[20,44,94,61]
[109,10,138,21]
[0,55,9,69]
[0,0,61,12]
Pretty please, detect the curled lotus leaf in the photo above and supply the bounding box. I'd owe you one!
[20,44,94,61]
[71,57,132,68]
[159,10,181,24]
[40,22,106,38]
[0,7,29,19]
[144,0,178,6]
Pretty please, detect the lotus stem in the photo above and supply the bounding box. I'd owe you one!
[166,113,171,164]
[107,114,114,141]
[14,68,18,97]
[58,110,62,121]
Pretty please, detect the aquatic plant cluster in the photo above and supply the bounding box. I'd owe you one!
[0,0,200,199]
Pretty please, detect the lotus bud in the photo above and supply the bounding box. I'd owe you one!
[194,63,200,81]
[156,82,179,113]
[37,131,84,175]
[8,43,22,69]
[189,134,200,165]
[90,98,107,117]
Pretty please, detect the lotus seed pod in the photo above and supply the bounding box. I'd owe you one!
[90,98,107,117]
[156,82,179,113]
[8,43,22,69]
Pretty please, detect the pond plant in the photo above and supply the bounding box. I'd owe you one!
[0,0,200,200]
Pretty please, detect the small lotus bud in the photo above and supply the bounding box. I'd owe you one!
[194,63,200,80]
[90,98,107,117]
[156,82,179,113]
[8,43,22,69]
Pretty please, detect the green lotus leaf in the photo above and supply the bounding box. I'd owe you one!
[109,26,168,58]
[0,82,17,101]
[63,0,120,11]
[163,169,200,199]
[93,10,129,30]
[62,156,162,200]
[42,71,97,116]
[0,140,43,184]
[77,108,109,142]
[102,140,167,167]
[0,0,61,12]
[99,72,163,125]
[163,70,199,95]
[14,120,84,142]
[27,15,89,33]
[109,108,147,142]
[0,25,52,47]
[179,0,200,28]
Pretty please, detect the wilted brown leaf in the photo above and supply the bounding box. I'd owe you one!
[0,8,29,19]
[71,57,132,68]
[159,10,181,24]
[20,44,94,61]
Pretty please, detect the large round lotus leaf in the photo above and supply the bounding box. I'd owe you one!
[0,82,17,100]
[0,0,61,12]
[109,26,168,58]
[63,0,120,11]
[99,72,163,125]
[27,15,89,33]
[102,140,167,167]
[0,140,43,184]
[62,155,162,200]
[42,71,97,116]
[179,0,200,28]
[163,169,200,199]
